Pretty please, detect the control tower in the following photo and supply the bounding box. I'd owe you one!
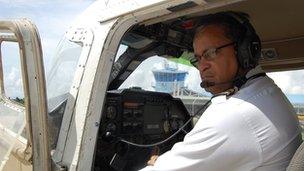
[152,61,210,116]
[152,62,187,95]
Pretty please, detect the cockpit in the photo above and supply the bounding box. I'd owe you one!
[45,0,304,170]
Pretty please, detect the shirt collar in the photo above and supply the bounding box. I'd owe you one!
[246,65,265,79]
[211,65,265,103]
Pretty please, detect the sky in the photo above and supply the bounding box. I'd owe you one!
[0,0,94,98]
[0,0,304,103]
[0,0,94,68]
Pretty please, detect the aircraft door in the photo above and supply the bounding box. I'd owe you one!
[0,19,50,171]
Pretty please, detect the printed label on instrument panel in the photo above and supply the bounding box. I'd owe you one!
[146,124,160,129]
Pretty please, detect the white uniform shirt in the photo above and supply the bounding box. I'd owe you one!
[140,66,302,171]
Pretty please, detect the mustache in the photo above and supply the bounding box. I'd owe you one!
[200,70,232,88]
[200,71,213,78]
[200,80,233,88]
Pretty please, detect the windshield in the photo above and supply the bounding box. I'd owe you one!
[46,37,82,111]
[119,54,211,116]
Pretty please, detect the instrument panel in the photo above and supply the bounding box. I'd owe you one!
[94,88,192,171]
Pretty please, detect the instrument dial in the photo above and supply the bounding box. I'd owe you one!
[106,106,117,119]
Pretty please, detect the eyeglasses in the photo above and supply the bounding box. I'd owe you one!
[191,42,235,65]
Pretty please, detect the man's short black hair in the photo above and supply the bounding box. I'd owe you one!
[194,12,249,43]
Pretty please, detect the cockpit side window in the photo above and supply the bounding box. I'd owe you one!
[268,70,304,139]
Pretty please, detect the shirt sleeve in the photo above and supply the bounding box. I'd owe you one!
[139,104,261,171]
[139,125,228,171]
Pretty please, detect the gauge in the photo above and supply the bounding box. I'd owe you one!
[163,120,170,133]
[170,119,178,130]
[106,123,117,132]
[106,106,117,119]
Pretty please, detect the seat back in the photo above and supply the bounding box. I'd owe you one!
[287,141,304,171]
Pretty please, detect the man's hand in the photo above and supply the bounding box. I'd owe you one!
[147,146,160,166]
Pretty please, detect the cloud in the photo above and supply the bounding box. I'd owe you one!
[0,0,94,68]
[120,57,160,91]
[0,1,94,98]
[268,70,304,94]
[4,67,23,98]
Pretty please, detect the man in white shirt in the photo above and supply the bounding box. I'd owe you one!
[140,11,302,171]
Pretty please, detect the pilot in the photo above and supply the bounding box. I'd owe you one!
[140,11,302,171]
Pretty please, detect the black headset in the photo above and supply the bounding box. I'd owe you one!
[225,11,261,69]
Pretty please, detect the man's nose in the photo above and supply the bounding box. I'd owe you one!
[198,58,210,72]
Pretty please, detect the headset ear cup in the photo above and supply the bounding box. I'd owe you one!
[236,30,261,69]
[236,37,251,69]
[249,35,261,67]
